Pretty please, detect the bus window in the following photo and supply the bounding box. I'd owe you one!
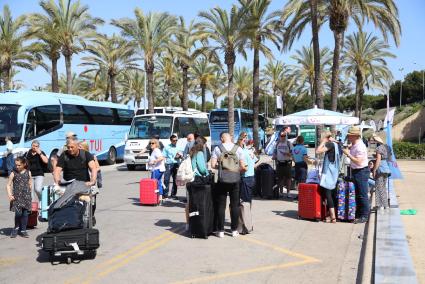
[25,105,60,140]
[241,112,253,128]
[84,106,113,125]
[128,116,173,140]
[117,109,134,125]
[0,104,22,145]
[175,117,196,138]
[63,104,91,124]
[209,111,239,123]
[193,117,210,137]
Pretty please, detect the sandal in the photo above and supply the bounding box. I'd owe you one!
[331,218,337,224]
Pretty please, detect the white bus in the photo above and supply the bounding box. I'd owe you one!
[135,107,198,115]
[124,110,210,170]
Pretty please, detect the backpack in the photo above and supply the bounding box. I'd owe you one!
[218,144,240,183]
[176,156,194,186]
[26,151,50,173]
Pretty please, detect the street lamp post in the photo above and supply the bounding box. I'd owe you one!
[399,68,404,108]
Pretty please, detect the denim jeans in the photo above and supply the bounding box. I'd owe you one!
[15,209,30,231]
[6,154,14,175]
[151,170,164,195]
[163,163,178,197]
[32,175,44,202]
[240,176,255,203]
[214,182,240,231]
[352,167,370,218]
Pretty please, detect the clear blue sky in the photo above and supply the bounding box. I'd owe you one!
[3,0,425,103]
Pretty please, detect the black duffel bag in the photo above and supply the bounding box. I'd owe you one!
[48,197,86,233]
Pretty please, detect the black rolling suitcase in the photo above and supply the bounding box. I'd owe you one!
[258,164,278,199]
[41,187,99,264]
[187,182,214,239]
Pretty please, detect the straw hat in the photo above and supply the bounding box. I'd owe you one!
[347,126,361,136]
[372,134,385,144]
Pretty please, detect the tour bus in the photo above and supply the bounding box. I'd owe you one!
[124,110,210,170]
[135,106,197,115]
[209,108,267,150]
[0,90,134,171]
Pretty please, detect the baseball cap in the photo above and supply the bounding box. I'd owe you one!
[66,131,77,138]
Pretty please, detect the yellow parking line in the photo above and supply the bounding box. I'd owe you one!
[241,236,320,262]
[0,257,22,267]
[65,227,183,284]
[172,260,314,284]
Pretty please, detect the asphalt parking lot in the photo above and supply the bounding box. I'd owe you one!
[0,160,365,284]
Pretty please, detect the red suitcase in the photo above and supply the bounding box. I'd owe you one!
[27,202,39,228]
[298,183,326,221]
[139,179,159,205]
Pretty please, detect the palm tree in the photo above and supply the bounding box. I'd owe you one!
[40,0,103,94]
[112,9,177,113]
[239,0,281,148]
[282,0,401,112]
[234,66,252,109]
[263,60,296,115]
[198,5,247,138]
[28,12,62,92]
[119,70,145,108]
[157,52,179,107]
[210,70,226,109]
[191,57,220,112]
[79,34,140,103]
[172,17,209,111]
[78,70,109,101]
[0,5,42,91]
[291,45,332,105]
[343,31,395,118]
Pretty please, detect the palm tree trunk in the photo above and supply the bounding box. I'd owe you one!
[227,63,235,139]
[65,54,72,94]
[253,44,260,149]
[310,0,324,109]
[213,96,218,109]
[182,67,189,111]
[147,69,154,114]
[110,74,117,103]
[201,83,206,112]
[167,82,172,107]
[105,79,110,101]
[2,67,10,91]
[355,69,365,119]
[51,57,59,93]
[330,30,344,111]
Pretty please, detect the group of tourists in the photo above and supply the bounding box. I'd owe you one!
[6,132,100,238]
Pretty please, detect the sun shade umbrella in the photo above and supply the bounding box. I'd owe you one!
[273,105,359,126]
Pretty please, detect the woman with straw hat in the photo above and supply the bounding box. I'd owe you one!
[371,134,392,211]
[342,126,370,224]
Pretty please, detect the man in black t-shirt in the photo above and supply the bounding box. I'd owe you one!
[53,138,97,186]
[26,140,48,201]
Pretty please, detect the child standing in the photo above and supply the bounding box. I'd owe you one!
[6,157,32,238]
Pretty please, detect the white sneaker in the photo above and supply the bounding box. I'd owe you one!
[216,231,224,238]
[232,231,239,237]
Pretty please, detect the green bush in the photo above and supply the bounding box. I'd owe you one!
[393,142,425,159]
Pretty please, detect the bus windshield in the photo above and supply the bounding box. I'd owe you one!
[0,104,23,145]
[128,116,173,139]
[209,111,239,123]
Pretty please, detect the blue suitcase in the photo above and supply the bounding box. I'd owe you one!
[40,185,60,221]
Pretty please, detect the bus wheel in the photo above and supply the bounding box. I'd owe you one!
[106,147,116,165]
[48,149,58,173]
[126,164,136,171]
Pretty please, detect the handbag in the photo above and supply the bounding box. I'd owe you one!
[377,159,391,175]
[306,169,320,184]
[320,142,340,190]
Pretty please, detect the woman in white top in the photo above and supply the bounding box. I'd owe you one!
[148,139,166,200]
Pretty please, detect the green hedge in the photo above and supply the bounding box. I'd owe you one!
[393,142,425,159]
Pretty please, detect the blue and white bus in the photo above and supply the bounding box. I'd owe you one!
[209,108,267,150]
[0,90,133,170]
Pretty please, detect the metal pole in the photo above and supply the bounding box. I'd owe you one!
[400,80,403,108]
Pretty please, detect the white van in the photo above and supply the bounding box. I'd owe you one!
[124,110,210,170]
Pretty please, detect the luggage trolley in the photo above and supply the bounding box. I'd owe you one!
[41,185,99,265]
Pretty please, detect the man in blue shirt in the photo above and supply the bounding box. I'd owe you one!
[163,135,181,199]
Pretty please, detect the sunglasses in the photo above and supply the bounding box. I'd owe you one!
[150,142,156,145]
[171,140,177,142]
